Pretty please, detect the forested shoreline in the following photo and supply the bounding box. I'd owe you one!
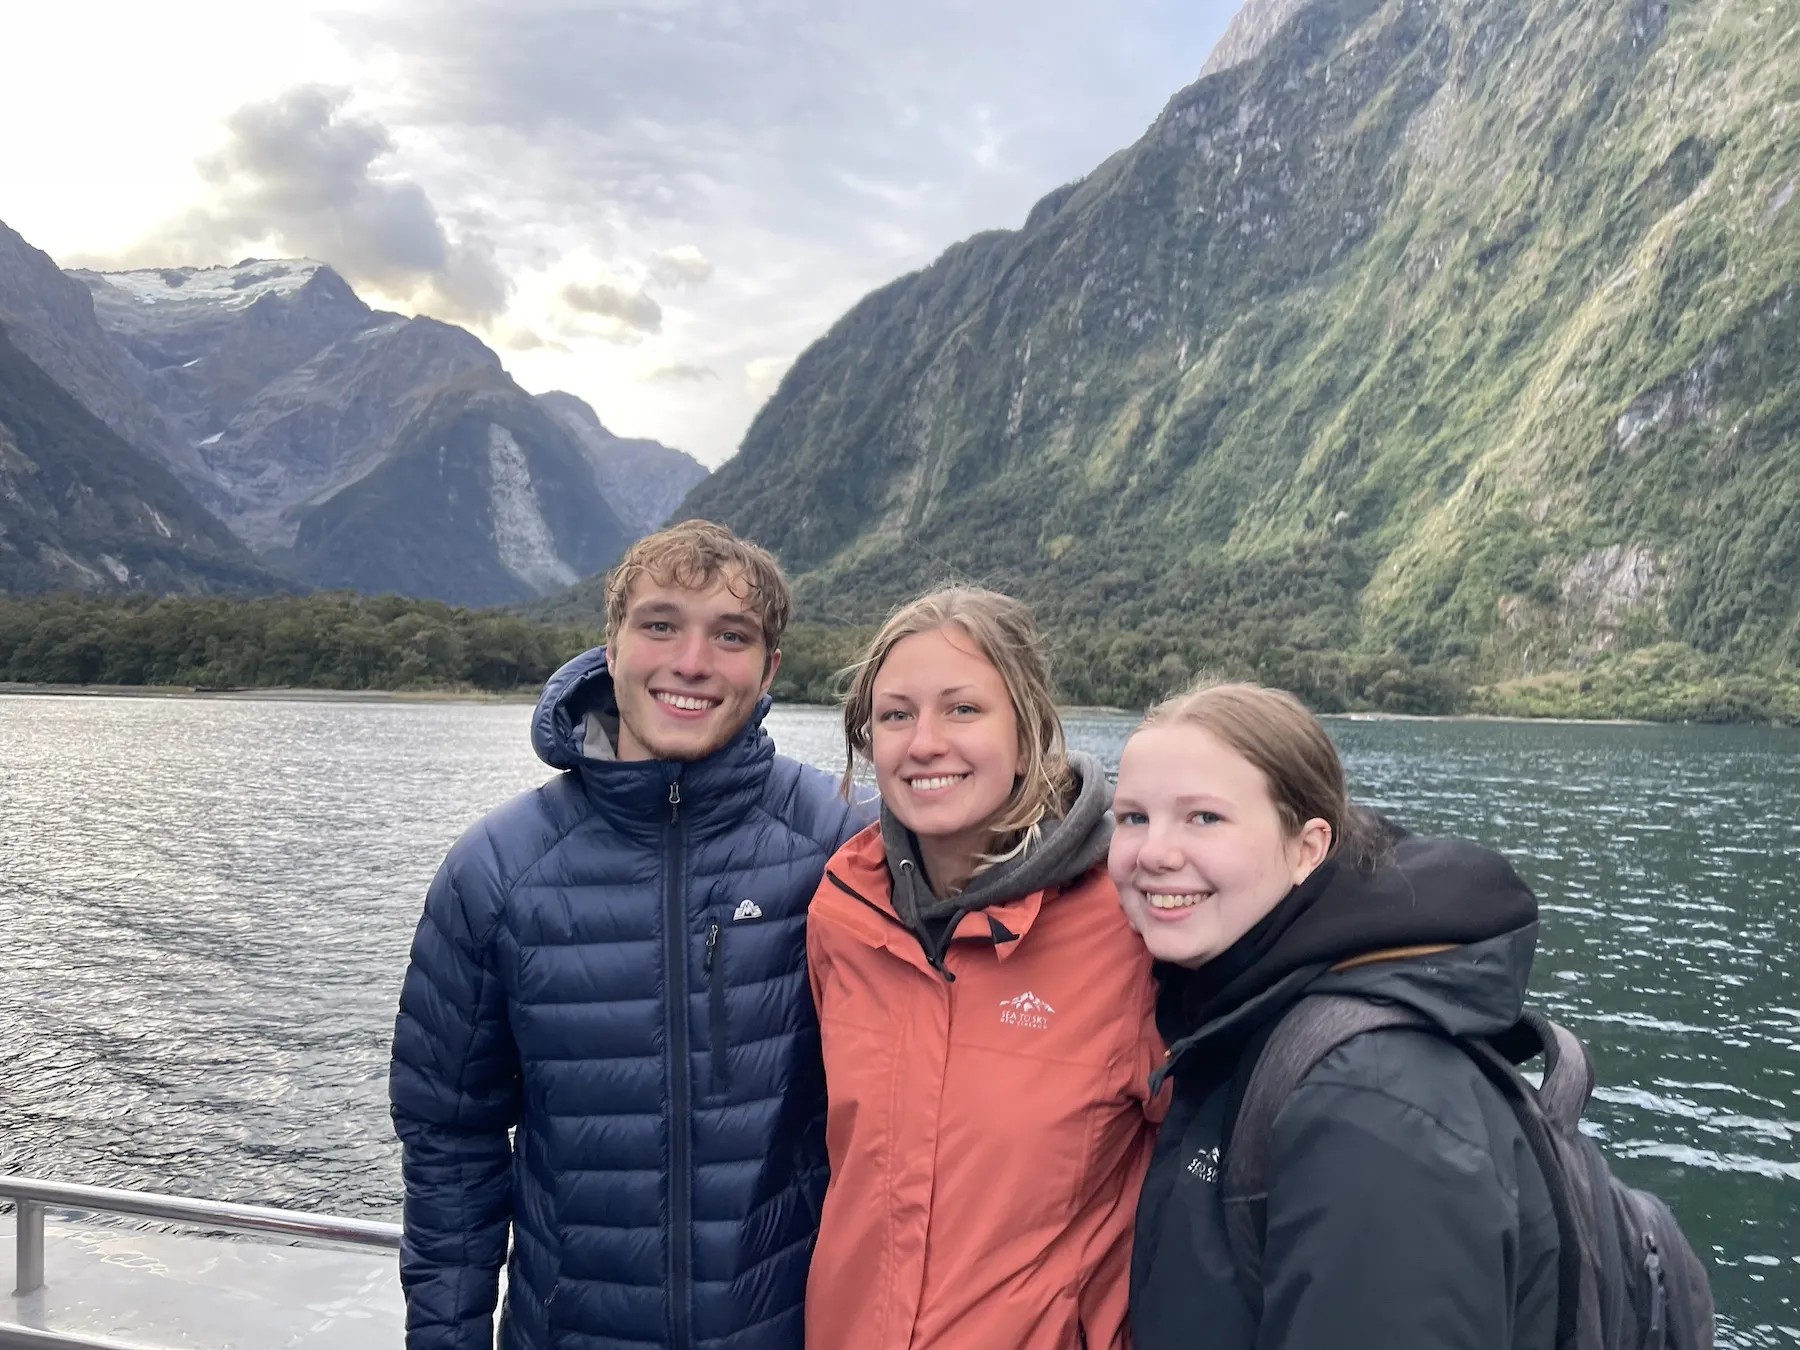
[1,592,1795,725]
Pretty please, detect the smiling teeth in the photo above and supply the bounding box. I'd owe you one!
[1147,893,1205,910]
[910,775,967,791]
[656,693,715,711]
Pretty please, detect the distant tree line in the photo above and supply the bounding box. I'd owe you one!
[1,592,1793,724]
[0,592,604,692]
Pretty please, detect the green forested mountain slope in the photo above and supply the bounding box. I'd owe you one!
[683,0,1800,713]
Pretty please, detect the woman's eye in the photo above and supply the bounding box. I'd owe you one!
[1117,811,1148,827]
[1191,810,1222,826]
[950,703,979,716]
[876,709,911,724]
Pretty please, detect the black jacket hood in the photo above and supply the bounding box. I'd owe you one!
[1158,830,1538,1082]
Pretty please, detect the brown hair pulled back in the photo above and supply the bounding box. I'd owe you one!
[1144,680,1387,870]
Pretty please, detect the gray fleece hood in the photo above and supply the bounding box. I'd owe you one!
[881,750,1112,943]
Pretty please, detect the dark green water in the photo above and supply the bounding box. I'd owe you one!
[1319,717,1800,1347]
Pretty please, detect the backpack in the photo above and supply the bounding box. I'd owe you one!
[1221,992,1715,1350]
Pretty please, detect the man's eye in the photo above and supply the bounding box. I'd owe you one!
[644,621,674,634]
[719,630,748,645]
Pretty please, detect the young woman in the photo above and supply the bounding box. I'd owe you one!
[1111,680,1562,1350]
[806,587,1163,1350]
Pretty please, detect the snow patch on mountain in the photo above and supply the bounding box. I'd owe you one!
[93,260,325,313]
[486,424,578,593]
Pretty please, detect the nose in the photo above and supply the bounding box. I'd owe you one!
[906,709,948,760]
[669,630,714,680]
[1133,820,1184,873]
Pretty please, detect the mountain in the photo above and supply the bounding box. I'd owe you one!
[682,0,1800,707]
[537,391,709,534]
[277,369,635,606]
[0,221,211,495]
[73,259,375,435]
[0,319,275,594]
[55,255,687,603]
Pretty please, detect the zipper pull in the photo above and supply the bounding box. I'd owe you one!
[704,922,721,974]
[668,781,681,824]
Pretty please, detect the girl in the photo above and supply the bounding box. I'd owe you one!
[1111,680,1561,1350]
[806,587,1163,1350]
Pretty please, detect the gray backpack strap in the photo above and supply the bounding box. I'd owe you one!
[1221,995,1435,1318]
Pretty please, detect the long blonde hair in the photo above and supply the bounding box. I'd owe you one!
[840,587,1073,868]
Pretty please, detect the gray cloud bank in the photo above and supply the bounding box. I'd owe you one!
[307,0,1238,461]
[114,85,510,321]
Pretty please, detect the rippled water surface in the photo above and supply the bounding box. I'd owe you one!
[2,696,1796,1343]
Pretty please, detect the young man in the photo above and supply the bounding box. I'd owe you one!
[389,521,869,1350]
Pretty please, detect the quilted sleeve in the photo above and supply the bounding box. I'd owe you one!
[389,844,522,1350]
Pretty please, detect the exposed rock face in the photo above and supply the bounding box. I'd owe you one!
[194,314,500,550]
[0,222,209,495]
[282,372,634,606]
[537,390,709,534]
[1200,0,1318,76]
[0,320,273,594]
[73,261,375,433]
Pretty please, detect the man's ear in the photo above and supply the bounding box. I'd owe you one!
[761,646,783,693]
[604,640,617,668]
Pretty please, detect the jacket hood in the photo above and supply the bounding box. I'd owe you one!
[880,750,1112,935]
[529,646,778,833]
[1158,831,1538,1079]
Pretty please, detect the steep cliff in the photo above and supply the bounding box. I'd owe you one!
[683,0,1799,705]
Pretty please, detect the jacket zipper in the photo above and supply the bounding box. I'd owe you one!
[825,868,959,982]
[665,780,693,1350]
[705,920,728,1095]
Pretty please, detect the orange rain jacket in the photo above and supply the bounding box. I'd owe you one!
[805,815,1164,1350]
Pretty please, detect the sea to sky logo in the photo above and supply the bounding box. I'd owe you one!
[999,992,1055,1030]
[732,899,763,921]
[1187,1146,1220,1185]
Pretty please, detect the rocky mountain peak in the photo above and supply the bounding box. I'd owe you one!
[535,390,708,536]
[1200,0,1320,77]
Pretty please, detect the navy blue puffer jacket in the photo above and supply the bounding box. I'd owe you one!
[390,648,868,1350]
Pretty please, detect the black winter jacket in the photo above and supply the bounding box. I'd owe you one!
[1131,833,1563,1350]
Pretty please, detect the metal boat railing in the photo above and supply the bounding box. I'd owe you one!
[1,1175,401,1350]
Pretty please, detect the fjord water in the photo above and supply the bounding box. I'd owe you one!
[1,695,1795,1344]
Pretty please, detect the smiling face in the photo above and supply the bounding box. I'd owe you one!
[870,625,1022,895]
[1109,722,1332,968]
[606,570,780,763]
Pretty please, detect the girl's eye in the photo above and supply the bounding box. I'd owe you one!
[1190,810,1222,826]
[1117,810,1148,827]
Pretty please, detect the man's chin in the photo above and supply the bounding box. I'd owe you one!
[621,711,737,764]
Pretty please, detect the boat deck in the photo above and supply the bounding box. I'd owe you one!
[1,1219,402,1348]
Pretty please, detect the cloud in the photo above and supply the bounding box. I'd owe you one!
[497,324,568,353]
[562,279,663,334]
[121,84,509,321]
[644,362,720,382]
[649,245,714,287]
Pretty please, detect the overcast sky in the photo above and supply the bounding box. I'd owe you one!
[0,0,1241,465]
